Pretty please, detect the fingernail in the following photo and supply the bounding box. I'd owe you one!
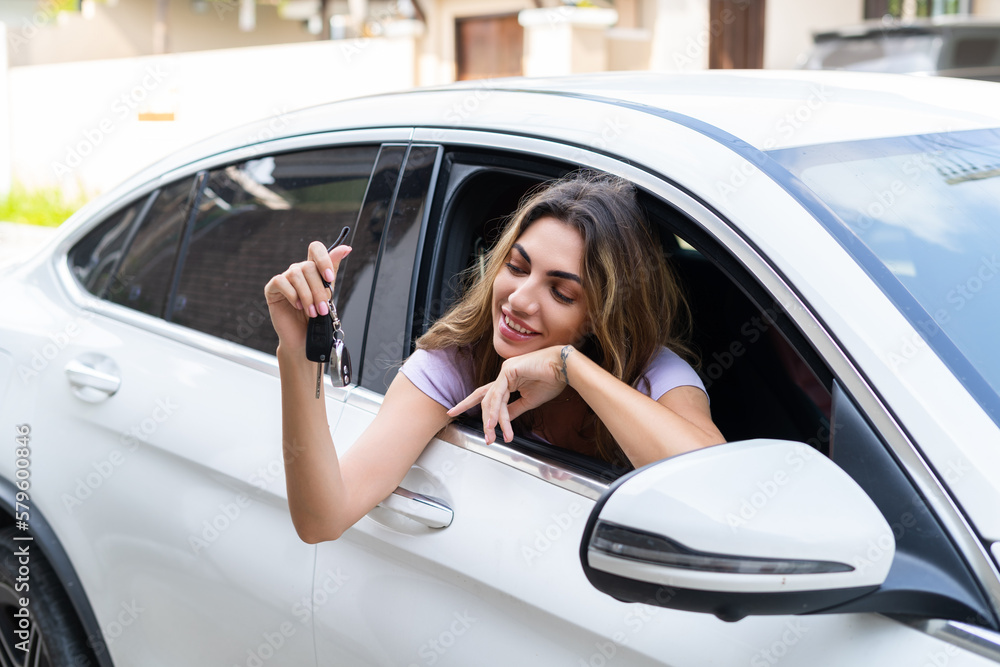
[295,299,302,310]
[324,269,335,282]
[308,304,317,318]
[318,301,329,316]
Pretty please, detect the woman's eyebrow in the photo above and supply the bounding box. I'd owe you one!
[513,243,582,284]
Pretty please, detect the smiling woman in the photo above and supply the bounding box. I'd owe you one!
[266,169,725,543]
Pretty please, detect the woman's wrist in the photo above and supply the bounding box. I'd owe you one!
[558,344,574,385]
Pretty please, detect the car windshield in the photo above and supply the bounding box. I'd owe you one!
[769,128,1000,424]
[805,33,941,72]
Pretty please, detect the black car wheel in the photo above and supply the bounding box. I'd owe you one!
[0,528,95,667]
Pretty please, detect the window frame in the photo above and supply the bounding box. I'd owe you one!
[55,129,412,378]
[399,128,1000,626]
[409,143,835,480]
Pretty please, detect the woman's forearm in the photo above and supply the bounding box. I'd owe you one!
[277,345,350,543]
[563,346,724,467]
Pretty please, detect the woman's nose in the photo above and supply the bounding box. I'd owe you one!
[507,279,539,315]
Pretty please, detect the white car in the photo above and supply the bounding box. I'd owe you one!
[1,70,1000,666]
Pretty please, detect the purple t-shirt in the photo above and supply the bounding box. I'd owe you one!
[398,345,706,410]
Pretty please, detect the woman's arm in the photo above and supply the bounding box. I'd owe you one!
[449,345,724,468]
[560,346,724,467]
[267,242,450,543]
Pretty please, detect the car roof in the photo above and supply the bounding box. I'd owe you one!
[445,70,1000,148]
[77,70,1000,226]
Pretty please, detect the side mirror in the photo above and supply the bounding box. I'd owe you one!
[580,439,894,622]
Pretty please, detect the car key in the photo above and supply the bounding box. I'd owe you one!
[306,226,352,397]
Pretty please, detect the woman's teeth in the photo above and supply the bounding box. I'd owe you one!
[505,315,534,334]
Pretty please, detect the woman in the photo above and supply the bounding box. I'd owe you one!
[265,171,725,544]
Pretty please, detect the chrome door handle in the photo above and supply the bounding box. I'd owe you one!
[65,354,121,402]
[377,487,453,528]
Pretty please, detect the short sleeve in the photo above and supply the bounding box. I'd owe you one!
[398,347,475,410]
[641,347,707,401]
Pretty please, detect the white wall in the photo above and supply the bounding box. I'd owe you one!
[973,0,1000,16]
[648,0,710,71]
[764,0,864,69]
[0,22,10,197]
[7,38,416,197]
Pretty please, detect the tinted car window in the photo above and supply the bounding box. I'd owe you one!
[769,128,1000,424]
[168,146,380,354]
[69,195,150,299]
[105,176,201,318]
[332,145,408,374]
[361,145,440,393]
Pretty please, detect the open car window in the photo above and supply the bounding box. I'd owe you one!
[419,151,835,481]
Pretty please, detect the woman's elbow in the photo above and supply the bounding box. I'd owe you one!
[291,514,347,544]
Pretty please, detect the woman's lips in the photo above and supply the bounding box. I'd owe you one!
[498,310,539,342]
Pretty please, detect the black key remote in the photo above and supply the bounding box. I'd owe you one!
[306,313,334,363]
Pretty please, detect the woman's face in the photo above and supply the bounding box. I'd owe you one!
[492,216,589,359]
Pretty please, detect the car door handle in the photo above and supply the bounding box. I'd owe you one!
[378,487,453,528]
[65,355,121,402]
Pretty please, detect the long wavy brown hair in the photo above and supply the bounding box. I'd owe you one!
[416,170,695,464]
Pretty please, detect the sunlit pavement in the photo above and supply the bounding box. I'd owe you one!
[0,222,58,269]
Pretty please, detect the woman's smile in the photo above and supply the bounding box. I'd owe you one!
[492,216,589,358]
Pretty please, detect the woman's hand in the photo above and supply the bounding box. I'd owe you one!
[264,241,352,352]
[448,345,570,444]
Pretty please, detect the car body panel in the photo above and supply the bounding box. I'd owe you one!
[2,71,1000,664]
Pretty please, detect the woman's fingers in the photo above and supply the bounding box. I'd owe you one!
[447,385,490,417]
[264,273,300,309]
[499,401,513,443]
[308,240,353,288]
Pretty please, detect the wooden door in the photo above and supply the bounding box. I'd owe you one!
[455,13,524,80]
[709,0,765,69]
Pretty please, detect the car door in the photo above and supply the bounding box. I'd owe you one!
[43,134,408,666]
[311,130,1000,666]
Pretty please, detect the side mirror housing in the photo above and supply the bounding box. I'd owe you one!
[581,439,894,622]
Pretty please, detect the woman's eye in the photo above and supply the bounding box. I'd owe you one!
[505,262,526,275]
[552,287,575,305]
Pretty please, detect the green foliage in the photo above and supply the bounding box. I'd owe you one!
[0,183,89,228]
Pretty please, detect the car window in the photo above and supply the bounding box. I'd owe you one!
[103,176,202,318]
[69,195,150,299]
[167,145,380,355]
[332,144,408,374]
[417,153,833,479]
[360,145,441,393]
[769,128,1000,426]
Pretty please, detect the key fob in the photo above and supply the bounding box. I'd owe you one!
[306,313,334,363]
[330,335,352,387]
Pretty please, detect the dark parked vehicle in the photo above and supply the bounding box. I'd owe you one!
[801,17,1000,81]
